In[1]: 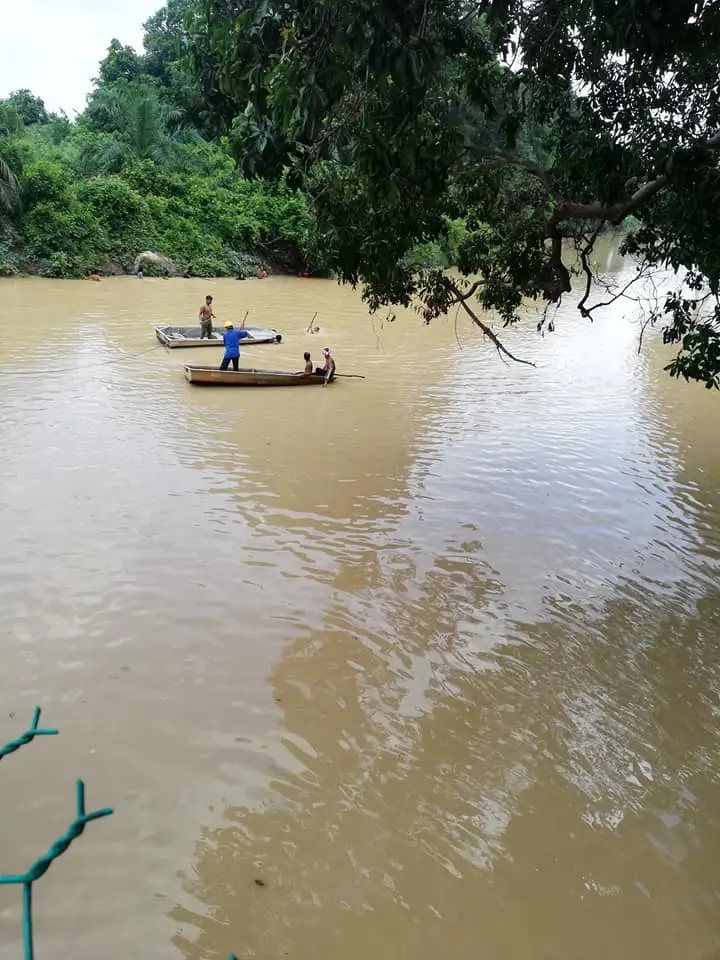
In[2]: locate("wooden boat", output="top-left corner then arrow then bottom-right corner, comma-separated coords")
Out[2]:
155,325 -> 282,348
184,365 -> 332,387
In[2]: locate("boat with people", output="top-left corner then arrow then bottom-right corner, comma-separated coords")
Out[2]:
156,325 -> 282,348
184,365 -> 332,387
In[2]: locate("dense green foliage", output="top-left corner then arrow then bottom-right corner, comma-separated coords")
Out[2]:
1,0 -> 718,385
0,3 -> 318,278
186,0 -> 720,385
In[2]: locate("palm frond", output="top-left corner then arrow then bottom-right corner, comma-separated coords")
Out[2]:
0,155 -> 21,213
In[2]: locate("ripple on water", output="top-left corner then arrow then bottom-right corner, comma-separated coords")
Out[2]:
0,274 -> 719,960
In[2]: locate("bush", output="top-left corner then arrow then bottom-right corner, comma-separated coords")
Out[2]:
0,240 -> 19,275
78,176 -> 155,259
39,251 -> 89,278
22,159 -> 74,206
5,108 -> 321,276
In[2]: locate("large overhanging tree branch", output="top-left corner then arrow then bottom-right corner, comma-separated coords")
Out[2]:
473,129 -> 720,224
188,0 -> 720,385
465,128 -> 720,348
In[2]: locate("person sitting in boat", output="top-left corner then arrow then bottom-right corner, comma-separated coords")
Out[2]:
220,320 -> 250,371
302,351 -> 313,376
315,347 -> 336,385
199,295 -> 215,339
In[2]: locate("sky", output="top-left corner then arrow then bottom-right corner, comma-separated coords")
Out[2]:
0,0 -> 160,116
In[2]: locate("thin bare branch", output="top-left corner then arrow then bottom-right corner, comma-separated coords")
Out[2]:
449,281 -> 535,367
584,262 -> 659,317
637,311 -> 657,354
453,302 -> 463,349
577,224 -> 604,318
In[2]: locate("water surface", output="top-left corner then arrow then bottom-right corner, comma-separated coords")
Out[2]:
0,262 -> 718,960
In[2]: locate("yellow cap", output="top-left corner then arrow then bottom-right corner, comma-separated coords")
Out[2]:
224,320 -> 233,328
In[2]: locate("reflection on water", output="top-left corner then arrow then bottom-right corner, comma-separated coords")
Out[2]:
0,256 -> 718,960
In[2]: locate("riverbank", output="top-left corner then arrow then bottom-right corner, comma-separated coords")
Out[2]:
0,147 -> 321,280
0,253 -> 322,281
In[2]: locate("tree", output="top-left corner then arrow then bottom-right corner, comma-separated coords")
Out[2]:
0,101 -> 23,137
0,155 -> 20,215
188,0 -> 720,385
143,0 -> 196,83
0,103 -> 23,215
82,81 -> 188,172
6,89 -> 48,126
96,40 -> 143,86
143,0 -> 231,134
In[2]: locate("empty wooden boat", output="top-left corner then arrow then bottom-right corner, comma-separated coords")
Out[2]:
184,365 -> 332,387
156,325 -> 282,348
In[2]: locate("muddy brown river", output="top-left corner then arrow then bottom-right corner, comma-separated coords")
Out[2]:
0,255 -> 718,959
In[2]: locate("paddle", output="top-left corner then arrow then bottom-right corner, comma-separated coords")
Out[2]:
306,311 -> 318,334
241,310 -> 249,329
333,373 -> 365,379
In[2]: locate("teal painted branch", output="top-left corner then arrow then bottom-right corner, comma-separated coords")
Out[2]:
0,707 -> 58,761
1,708 -> 236,959
0,710 -> 113,960
0,779 -> 113,885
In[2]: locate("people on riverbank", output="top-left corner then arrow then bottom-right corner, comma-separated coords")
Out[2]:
257,266 -> 267,279
220,320 -> 250,371
199,295 -> 215,339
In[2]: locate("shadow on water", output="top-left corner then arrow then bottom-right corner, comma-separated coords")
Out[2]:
170,563 -> 720,960
165,264 -> 720,960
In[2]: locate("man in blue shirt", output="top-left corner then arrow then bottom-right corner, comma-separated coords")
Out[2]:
220,320 -> 249,370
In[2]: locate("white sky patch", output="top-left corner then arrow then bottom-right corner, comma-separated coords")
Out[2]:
0,0 -> 160,116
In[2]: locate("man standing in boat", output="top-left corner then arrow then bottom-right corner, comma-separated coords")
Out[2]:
220,320 -> 250,371
199,295 -> 215,339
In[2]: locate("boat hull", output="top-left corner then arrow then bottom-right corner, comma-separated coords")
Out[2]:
184,365 -> 331,387
156,325 -> 281,348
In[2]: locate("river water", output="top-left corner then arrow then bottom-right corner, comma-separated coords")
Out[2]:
0,255 -> 718,960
